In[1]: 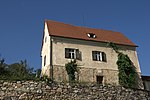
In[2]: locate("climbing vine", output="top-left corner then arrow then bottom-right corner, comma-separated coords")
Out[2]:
65,60 -> 77,82
108,42 -> 138,88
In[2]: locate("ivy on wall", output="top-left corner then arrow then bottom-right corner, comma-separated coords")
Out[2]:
108,42 -> 139,88
65,60 -> 77,82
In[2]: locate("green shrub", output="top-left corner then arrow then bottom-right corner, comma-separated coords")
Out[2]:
65,60 -> 77,82
108,42 -> 139,88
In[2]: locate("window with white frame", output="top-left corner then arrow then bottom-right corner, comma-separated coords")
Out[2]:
92,51 -> 106,62
65,48 -> 81,60
65,48 -> 76,59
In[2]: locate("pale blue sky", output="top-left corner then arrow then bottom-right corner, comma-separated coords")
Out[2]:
0,0 -> 150,75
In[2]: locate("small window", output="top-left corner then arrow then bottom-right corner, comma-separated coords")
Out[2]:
65,48 -> 81,60
44,55 -> 46,66
87,33 -> 96,38
92,51 -> 106,62
45,36 -> 47,43
65,48 -> 76,59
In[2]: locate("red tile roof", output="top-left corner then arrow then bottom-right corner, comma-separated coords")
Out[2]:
45,20 -> 136,47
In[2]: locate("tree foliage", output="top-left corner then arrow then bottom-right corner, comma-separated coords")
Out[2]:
108,42 -> 139,88
35,69 -> 41,78
0,57 -> 9,78
65,60 -> 77,82
7,60 -> 35,80
0,58 -> 36,81
0,58 -> 6,75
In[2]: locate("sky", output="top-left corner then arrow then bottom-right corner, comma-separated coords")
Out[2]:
0,0 -> 150,75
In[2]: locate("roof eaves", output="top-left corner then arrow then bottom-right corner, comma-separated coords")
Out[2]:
50,35 -> 138,47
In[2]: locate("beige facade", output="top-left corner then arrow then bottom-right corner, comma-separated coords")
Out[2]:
41,22 -> 142,86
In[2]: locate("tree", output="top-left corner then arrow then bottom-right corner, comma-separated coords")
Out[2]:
8,60 -> 35,80
35,69 -> 41,78
0,58 -> 5,75
0,56 -> 10,79
0,55 -> 37,81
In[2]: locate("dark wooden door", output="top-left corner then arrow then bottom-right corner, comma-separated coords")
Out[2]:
96,76 -> 103,84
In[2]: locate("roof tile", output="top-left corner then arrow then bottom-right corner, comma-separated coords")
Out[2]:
46,20 -> 136,46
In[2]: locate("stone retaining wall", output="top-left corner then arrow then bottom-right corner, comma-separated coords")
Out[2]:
0,80 -> 150,100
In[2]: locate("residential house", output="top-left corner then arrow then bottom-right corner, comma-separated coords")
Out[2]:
142,76 -> 150,91
41,20 -> 142,87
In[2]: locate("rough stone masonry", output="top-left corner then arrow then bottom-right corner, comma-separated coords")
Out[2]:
0,80 -> 150,100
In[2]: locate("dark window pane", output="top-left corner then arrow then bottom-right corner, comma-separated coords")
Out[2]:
44,56 -> 46,66
69,53 -> 71,58
72,53 -> 75,59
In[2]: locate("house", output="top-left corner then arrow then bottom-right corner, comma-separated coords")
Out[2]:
41,20 -> 143,87
142,76 -> 150,91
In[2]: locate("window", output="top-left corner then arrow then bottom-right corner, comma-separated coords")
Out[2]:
92,51 -> 106,62
44,55 -> 46,66
65,48 -> 81,60
65,48 -> 76,59
87,33 -> 96,38
45,36 -> 47,43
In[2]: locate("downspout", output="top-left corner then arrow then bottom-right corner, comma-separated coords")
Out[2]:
50,36 -> 53,81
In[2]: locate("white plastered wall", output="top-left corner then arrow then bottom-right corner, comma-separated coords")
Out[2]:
41,22 -> 51,76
